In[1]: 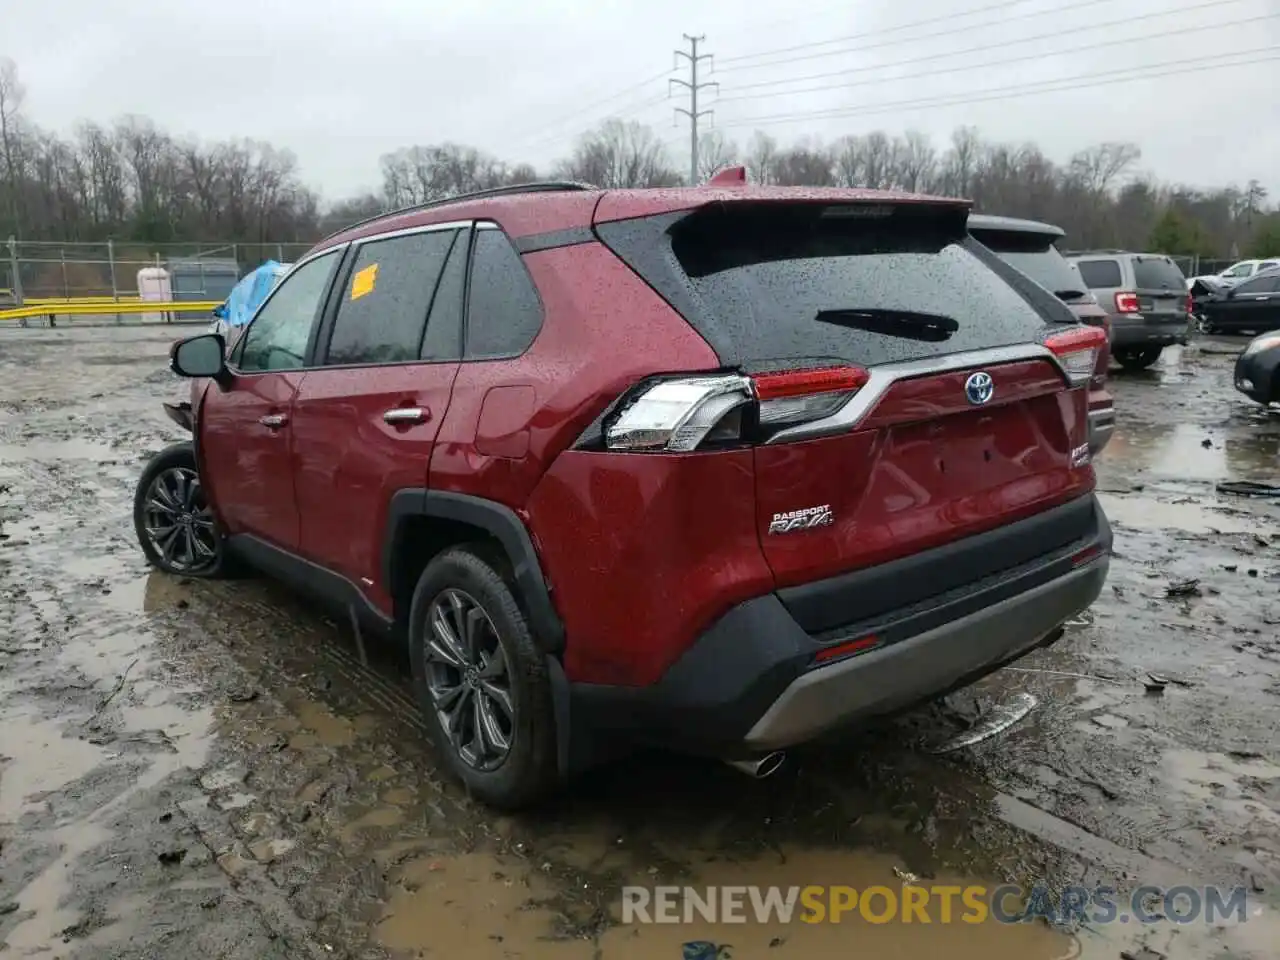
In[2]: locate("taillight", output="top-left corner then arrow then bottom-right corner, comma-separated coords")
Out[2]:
1045,326 -> 1107,387
604,374 -> 753,451
752,366 -> 869,428
1114,291 -> 1140,313
1185,293 -> 1194,315
594,365 -> 868,452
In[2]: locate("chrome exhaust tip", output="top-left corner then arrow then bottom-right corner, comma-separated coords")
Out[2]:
725,752 -> 786,779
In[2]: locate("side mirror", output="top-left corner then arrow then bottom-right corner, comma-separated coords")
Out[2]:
170,333 -> 228,382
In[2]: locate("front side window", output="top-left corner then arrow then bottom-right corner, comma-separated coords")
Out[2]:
237,252 -> 339,372
1236,274 -> 1280,294
325,229 -> 459,366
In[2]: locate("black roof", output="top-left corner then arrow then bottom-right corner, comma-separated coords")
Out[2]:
967,213 -> 1065,239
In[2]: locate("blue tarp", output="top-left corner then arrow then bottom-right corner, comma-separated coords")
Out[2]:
212,260 -> 289,327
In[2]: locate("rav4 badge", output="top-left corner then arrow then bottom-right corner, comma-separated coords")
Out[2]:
768,505 -> 835,535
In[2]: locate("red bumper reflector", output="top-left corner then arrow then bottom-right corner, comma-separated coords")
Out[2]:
1071,545 -> 1104,567
814,634 -> 882,663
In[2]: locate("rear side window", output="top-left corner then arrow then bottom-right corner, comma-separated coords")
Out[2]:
621,203 -> 1053,367
1132,257 -> 1186,291
1076,259 -> 1123,289
325,229 -> 458,366
465,227 -> 543,359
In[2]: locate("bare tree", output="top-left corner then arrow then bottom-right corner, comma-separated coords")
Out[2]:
696,129 -> 738,182
553,119 -> 681,188
744,131 -> 779,185
0,57 -> 26,232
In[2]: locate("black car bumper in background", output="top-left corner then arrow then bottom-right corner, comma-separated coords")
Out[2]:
1234,340 -> 1280,405
563,495 -> 1112,769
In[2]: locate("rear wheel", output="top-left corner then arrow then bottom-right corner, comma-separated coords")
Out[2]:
408,546 -> 558,809
132,442 -> 228,577
1115,346 -> 1163,370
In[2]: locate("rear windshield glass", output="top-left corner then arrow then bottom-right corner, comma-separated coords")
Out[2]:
1076,259 -> 1123,289
1132,256 -> 1186,291
970,229 -> 1085,298
651,204 -> 1051,367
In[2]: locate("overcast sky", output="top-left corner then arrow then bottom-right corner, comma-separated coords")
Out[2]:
5,0 -> 1279,200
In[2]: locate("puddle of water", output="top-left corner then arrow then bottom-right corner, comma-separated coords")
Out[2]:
0,616 -> 215,952
0,710 -> 108,820
1097,492 -> 1261,534
1103,422 -> 1280,485
378,851 -> 594,959
376,847 -> 1070,959
1161,749 -> 1280,828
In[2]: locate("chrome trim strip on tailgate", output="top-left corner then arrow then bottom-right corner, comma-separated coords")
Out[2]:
765,344 -> 1066,444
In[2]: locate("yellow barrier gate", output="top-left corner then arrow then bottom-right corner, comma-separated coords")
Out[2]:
1,300 -> 221,323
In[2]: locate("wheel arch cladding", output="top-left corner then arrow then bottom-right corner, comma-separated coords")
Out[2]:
383,489 -> 565,653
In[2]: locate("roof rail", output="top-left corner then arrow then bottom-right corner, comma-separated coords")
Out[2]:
317,180 -> 597,245
1061,248 -> 1130,256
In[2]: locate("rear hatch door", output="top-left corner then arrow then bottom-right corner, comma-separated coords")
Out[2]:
1132,255 -> 1189,325
595,197 -> 1096,625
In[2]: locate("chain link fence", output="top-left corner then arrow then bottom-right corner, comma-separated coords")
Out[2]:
3,238 -> 314,304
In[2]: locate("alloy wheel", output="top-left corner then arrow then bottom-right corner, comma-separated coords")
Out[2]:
141,466 -> 219,573
422,588 -> 515,772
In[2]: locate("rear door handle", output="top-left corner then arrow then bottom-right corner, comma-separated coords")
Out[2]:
383,407 -> 429,425
259,413 -> 288,429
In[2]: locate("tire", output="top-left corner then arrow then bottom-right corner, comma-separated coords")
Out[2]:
1114,346 -> 1163,370
408,546 -> 558,809
132,441 -> 229,578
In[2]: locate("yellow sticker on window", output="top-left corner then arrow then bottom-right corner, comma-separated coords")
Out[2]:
351,263 -> 378,300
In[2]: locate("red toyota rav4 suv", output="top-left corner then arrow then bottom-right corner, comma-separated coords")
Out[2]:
135,176 -> 1111,808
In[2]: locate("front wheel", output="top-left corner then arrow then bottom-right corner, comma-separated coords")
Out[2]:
408,546 -> 558,809
132,441 -> 228,577
1114,346 -> 1163,370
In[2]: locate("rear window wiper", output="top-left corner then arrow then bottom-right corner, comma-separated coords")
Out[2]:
815,308 -> 958,342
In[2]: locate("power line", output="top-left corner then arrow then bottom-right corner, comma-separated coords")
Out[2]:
507,67 -> 674,147
717,0 -> 1063,66
519,89 -> 674,153
672,35 -> 718,185
711,0 -> 1239,74
723,1 -> 1266,93
714,46 -> 1280,129
715,11 -> 1277,103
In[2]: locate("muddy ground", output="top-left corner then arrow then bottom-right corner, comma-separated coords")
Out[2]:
1,325 -> 1279,959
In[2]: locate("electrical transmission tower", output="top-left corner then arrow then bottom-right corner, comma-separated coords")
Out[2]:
672,34 -> 717,185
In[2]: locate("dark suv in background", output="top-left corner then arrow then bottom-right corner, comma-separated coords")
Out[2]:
136,176 -> 1112,808
1065,250 -> 1191,370
968,215 -> 1114,454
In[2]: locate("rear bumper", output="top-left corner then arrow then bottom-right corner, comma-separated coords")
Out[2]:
743,556 -> 1105,750
565,495 -> 1111,765
1109,314 -> 1189,348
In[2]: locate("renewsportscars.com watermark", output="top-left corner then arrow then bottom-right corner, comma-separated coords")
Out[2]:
621,884 -> 1252,926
